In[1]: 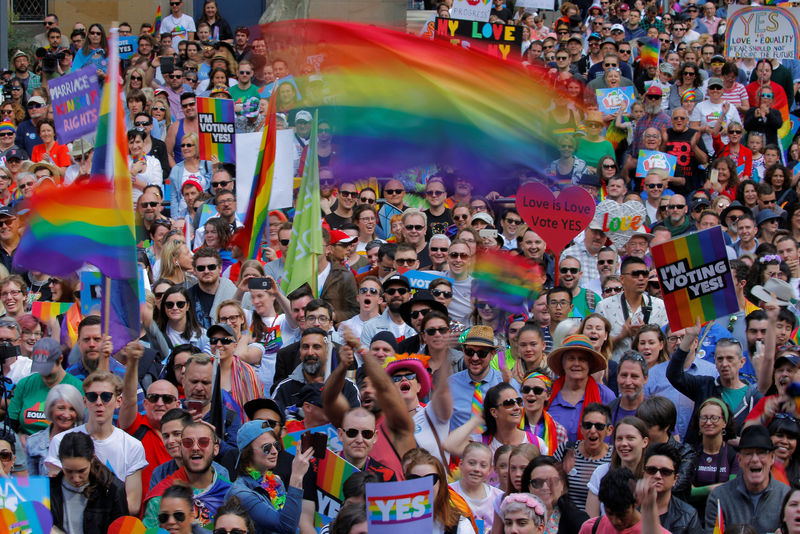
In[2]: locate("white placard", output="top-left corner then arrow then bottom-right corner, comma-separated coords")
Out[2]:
450,0 -> 492,22
235,130 -> 296,221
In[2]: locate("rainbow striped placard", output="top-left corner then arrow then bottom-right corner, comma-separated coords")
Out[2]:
196,97 -> 236,163
366,477 -> 434,533
30,301 -> 72,322
317,449 -> 359,501
651,226 -> 738,331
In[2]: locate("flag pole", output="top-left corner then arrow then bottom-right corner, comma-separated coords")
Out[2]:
102,276 -> 111,336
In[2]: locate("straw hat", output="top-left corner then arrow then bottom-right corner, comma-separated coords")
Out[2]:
546,334 -> 607,376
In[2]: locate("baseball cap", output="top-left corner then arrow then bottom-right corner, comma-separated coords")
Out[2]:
207,323 -> 236,339
382,274 -> 410,291
0,206 -> 16,218
28,96 -> 46,106
588,32 -> 602,40
645,85 -> 663,97
296,382 -> 324,407
610,23 -> 625,33
471,212 -> 494,226
618,3 -> 630,10
329,229 -> 357,245
708,77 -> 724,88
4,148 -> 24,161
295,110 -> 312,123
31,337 -> 62,375
711,54 -> 726,64
236,419 -> 276,451
243,398 -> 284,424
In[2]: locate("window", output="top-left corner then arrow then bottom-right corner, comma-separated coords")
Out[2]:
11,0 -> 47,22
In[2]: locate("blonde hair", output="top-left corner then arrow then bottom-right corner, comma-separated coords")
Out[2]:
159,240 -> 186,282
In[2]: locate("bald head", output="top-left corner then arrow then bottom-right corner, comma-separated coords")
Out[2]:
144,379 -> 181,427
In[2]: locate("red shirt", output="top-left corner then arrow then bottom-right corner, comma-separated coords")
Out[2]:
124,412 -> 172,500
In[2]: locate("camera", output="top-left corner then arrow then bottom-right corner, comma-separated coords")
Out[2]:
0,342 -> 19,362
35,47 -> 63,74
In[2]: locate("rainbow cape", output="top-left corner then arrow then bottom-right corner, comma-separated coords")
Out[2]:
259,20 -> 579,181
472,249 -> 545,314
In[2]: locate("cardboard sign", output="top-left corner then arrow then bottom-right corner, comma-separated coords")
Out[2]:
592,200 -> 648,249
366,477 -> 434,534
197,97 -> 236,163
596,87 -> 635,116
651,226 -> 738,331
515,183 -> 596,256
434,18 -> 522,60
80,270 -> 102,315
636,149 -> 677,177
49,65 -> 100,143
403,270 -> 453,290
0,476 -> 52,534
450,0 -> 492,21
118,36 -> 138,60
282,423 -> 343,455
234,130 -> 296,220
725,5 -> 800,59
516,0 -> 554,10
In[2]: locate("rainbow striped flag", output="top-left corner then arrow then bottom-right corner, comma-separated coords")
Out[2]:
639,37 -> 660,70
31,301 -> 72,322
150,5 -> 162,35
196,97 -> 236,163
231,91 -> 276,260
472,249 -> 545,314
651,226 -> 738,331
317,449 -> 359,501
259,20 -> 580,182
712,499 -> 724,534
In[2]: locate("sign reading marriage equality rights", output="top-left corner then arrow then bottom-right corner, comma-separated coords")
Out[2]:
49,65 -> 100,143
651,226 -> 738,331
725,4 -> 800,59
434,18 -> 522,60
197,97 -> 236,163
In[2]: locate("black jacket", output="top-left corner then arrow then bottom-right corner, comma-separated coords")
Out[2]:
50,471 -> 129,533
556,494 -> 588,534
660,496 -> 701,534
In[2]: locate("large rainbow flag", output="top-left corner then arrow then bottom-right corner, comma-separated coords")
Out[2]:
231,91 -> 277,259
150,5 -> 162,35
259,20 -> 579,181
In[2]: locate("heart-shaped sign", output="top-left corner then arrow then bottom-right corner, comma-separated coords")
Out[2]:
592,200 -> 648,249
0,501 -> 52,534
516,183 -> 596,256
109,516 -> 169,534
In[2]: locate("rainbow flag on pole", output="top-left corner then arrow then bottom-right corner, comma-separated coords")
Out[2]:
150,5 -> 162,35
472,250 -> 545,314
639,37 -> 660,69
712,499 -> 724,534
230,91 -> 276,260
317,449 -> 359,501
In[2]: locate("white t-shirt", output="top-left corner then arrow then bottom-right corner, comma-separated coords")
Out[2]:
160,13 -> 196,50
46,425 -> 148,481
449,480 -> 503,533
338,314 -> 368,340
7,356 -> 31,385
690,99 -> 741,156
413,403 -> 451,466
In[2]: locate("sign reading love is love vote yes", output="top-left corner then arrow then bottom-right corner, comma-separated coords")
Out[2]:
515,183 -> 595,256
651,226 -> 738,331
592,200 -> 648,249
366,476 -> 434,533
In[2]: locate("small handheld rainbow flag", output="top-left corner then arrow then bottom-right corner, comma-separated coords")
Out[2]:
31,301 -> 72,322
196,97 -> 236,163
639,37 -> 660,70
712,499 -> 723,534
317,449 -> 359,501
472,249 -> 545,314
150,5 -> 162,36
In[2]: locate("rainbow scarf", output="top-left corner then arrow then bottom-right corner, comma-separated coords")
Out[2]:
519,372 -> 558,453
549,376 -> 601,440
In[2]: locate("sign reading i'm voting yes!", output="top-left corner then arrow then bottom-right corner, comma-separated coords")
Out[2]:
366,477 -> 434,533
196,97 -> 236,163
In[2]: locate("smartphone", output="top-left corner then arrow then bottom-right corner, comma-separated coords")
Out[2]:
160,56 -> 174,74
709,168 -> 719,185
301,431 -> 328,459
186,399 -> 204,415
479,229 -> 498,240
248,277 -> 273,290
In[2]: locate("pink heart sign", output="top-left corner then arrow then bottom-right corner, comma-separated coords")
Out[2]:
516,183 -> 596,256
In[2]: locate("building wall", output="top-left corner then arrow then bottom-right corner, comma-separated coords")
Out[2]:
49,0 -> 182,33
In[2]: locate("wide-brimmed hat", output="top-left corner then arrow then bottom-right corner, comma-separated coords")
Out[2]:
461,325 -> 497,348
384,353 -> 432,400
399,289 -> 448,327
751,278 -> 795,307
547,334 -> 607,376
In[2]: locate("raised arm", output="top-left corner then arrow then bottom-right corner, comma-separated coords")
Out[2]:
757,298 -> 779,394
443,416 -> 483,457
118,341 -> 144,432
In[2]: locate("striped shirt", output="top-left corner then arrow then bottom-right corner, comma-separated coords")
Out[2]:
554,441 -> 613,511
721,82 -> 749,109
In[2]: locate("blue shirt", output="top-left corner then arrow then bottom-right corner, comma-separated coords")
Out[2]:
448,367 -> 503,431
645,356 -> 718,440
547,383 -> 616,442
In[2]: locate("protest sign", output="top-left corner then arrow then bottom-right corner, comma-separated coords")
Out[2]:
725,4 -> 800,59
366,477 -> 435,534
31,301 -> 71,322
420,14 -> 437,39
403,270 -> 453,290
435,18 -> 522,60
118,36 -> 137,60
234,131 -> 295,221
0,476 -> 52,534
596,87 -> 635,116
197,97 -> 236,163
515,183 -> 595,256
282,423 -> 343,455
651,226 -> 738,331
80,271 -> 102,315
516,0 -> 554,10
592,200 -> 648,249
636,150 -> 677,177
450,0 -> 492,21
49,66 -> 100,143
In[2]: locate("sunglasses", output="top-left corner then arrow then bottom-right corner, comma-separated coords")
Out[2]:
603,285 -> 623,294
210,337 -> 235,346
0,133 -> 13,138
449,252 -> 469,260
395,258 -> 416,266
360,197 -> 375,204
359,287 -> 379,295
430,247 -> 448,252
384,188 -> 404,195
141,201 -> 160,208
343,428 -> 375,439
391,372 -> 417,383
521,385 -> 547,395
385,287 -> 409,296
426,190 -> 445,197
667,204 -> 686,209
181,436 -> 212,449
504,217 -> 523,225
646,94 -> 662,100
453,214 -> 469,221
559,267 -> 579,274
181,143 -> 195,148
500,397 -> 524,408
644,465 -> 675,477
728,130 -> 743,135
181,101 -> 196,108
195,264 -> 218,272
424,326 -> 450,336
27,103 -> 43,109
0,451 -> 12,462
405,224 -> 424,231
165,300 -> 187,309
212,180 -> 231,188
581,421 -> 608,431
646,183 -> 664,189
406,472 -> 441,485
432,289 -> 452,299
279,239 -> 291,246
152,106 -> 167,112
530,477 -> 560,489
158,511 -> 187,524
146,393 -> 177,404
410,309 -> 430,319
464,347 -> 492,359
624,270 -> 649,278
85,391 -> 114,403
339,190 -> 358,198
261,440 -> 280,454
213,530 -> 247,534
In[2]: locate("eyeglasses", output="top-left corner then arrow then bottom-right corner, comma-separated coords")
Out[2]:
449,252 -> 469,260
581,421 -> 608,431
761,93 -> 774,98
667,204 -> 686,210
644,465 -> 675,477
432,289 -> 452,299
165,300 -> 187,309
699,414 -> 722,423
181,436 -> 212,449
305,315 -> 330,324
464,347 -> 493,359
359,287 -> 379,295
395,258 -> 416,266
195,264 -> 218,272
405,224 -> 424,231
500,397 -> 524,408
410,309 -> 430,320
392,372 -> 417,383
158,511 -> 187,524
406,472 -> 441,485
385,287 -> 409,296
385,188 -> 404,195
426,190 -> 445,197
210,337 -> 234,346
85,391 -> 114,403
424,326 -> 449,336
146,393 -> 177,404
646,183 -> 664,189
624,270 -> 649,278
343,428 -> 375,439
261,440 -> 280,455
559,267 -> 579,274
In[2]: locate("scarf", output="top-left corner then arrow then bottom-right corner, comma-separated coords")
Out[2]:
519,372 -> 558,452
549,376 -> 601,440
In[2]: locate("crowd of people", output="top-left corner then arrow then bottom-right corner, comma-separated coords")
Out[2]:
2,0 -> 800,533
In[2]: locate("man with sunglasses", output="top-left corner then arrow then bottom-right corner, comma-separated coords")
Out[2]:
641,443 -> 700,534
15,94 -> 47,156
47,371 -> 148,515
359,274 -> 415,347
186,248 -> 237,329
559,256 -> 600,317
161,0 -> 195,50
119,340 -> 181,495
423,177 -> 453,240
448,325 -> 503,430
401,208 -> 432,267
658,194 -> 696,237
377,179 -> 407,240
166,92 -> 199,167
337,276 -> 382,341
562,215 -> 609,283
324,180 -> 358,229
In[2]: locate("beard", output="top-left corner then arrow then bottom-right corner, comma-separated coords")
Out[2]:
302,359 -> 322,376
645,102 -> 661,115
84,357 -> 99,373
